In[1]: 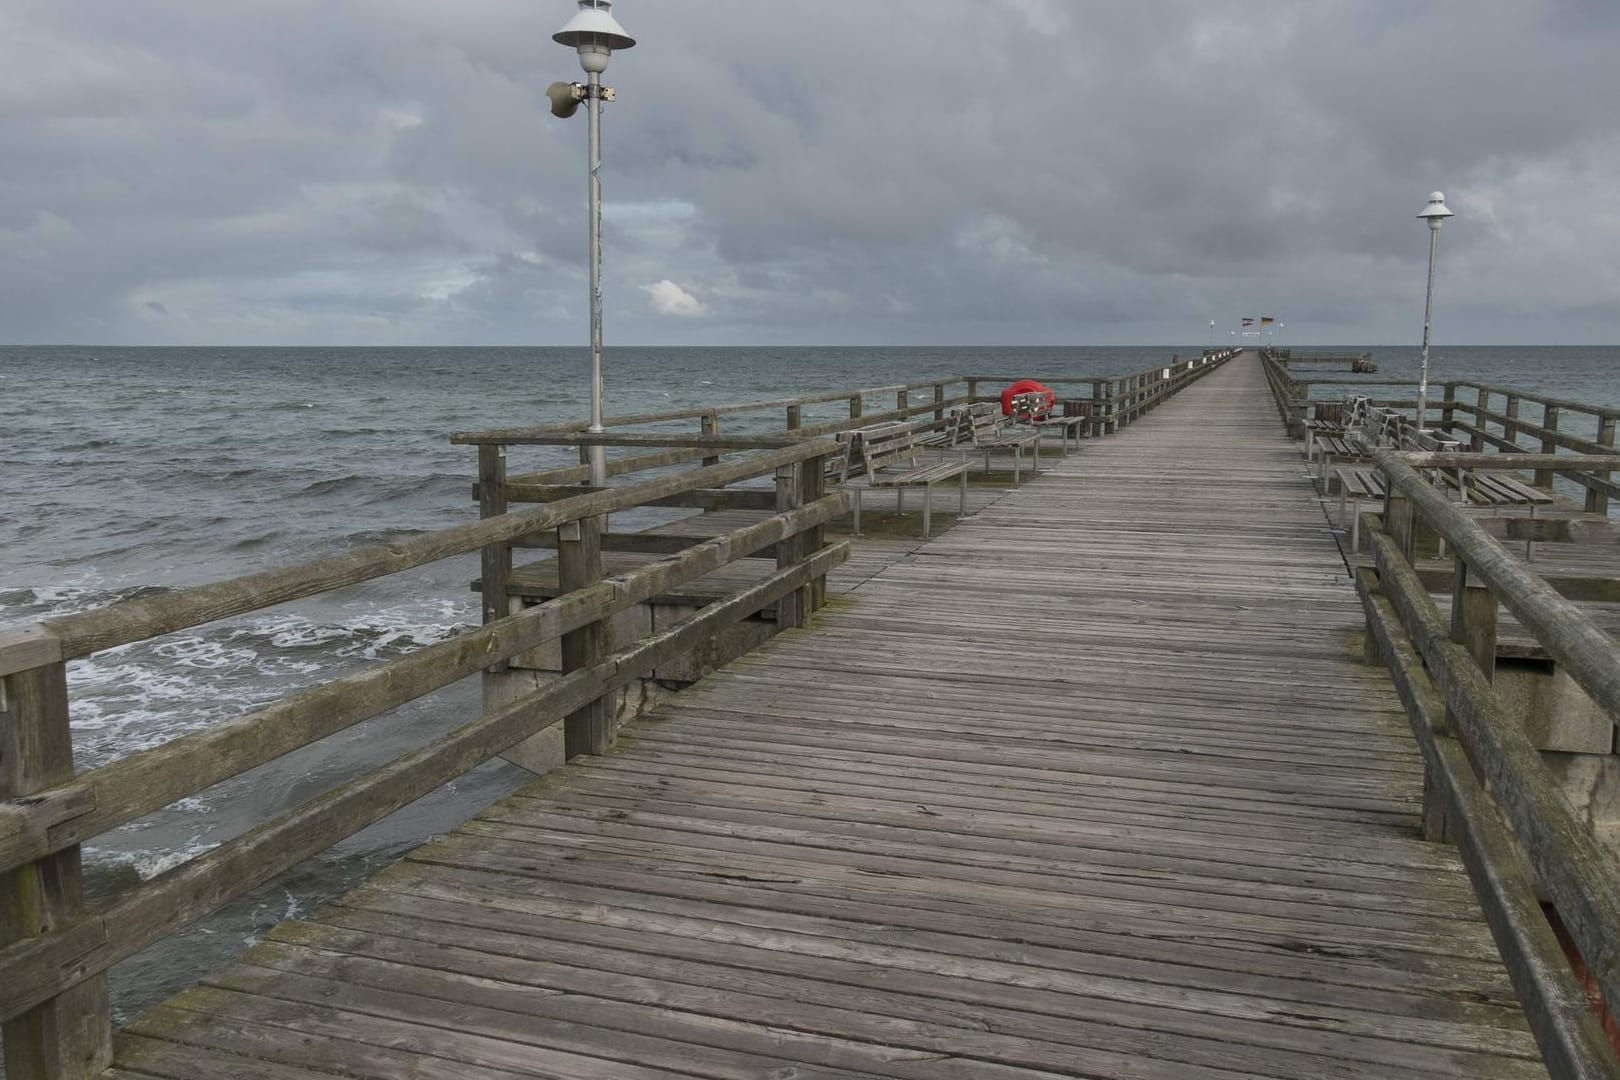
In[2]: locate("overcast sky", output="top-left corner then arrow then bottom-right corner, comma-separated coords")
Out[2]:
3,0 -> 1618,347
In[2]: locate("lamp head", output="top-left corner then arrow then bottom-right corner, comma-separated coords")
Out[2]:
554,0 -> 634,74
1417,191 -> 1454,230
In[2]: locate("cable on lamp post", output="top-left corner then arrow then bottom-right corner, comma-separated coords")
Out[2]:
550,0 -> 635,485
1415,191 -> 1454,433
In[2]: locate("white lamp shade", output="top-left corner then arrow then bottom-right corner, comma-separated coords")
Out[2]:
1417,191 -> 1454,221
554,2 -> 635,50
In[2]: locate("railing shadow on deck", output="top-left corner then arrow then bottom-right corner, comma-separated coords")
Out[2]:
0,355 -> 1234,1079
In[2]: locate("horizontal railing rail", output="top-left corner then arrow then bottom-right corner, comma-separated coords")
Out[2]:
1354,448 -> 1620,1077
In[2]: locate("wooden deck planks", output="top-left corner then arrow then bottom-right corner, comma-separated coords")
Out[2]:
111,354 -> 1549,1080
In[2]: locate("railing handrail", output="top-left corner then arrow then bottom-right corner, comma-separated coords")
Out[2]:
450,376 -> 973,442
0,439 -> 839,671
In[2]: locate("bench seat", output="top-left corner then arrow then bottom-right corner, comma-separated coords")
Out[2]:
1334,466 -> 1386,552
1456,471 -> 1555,506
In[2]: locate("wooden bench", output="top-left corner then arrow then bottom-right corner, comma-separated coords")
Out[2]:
836,422 -> 969,538
948,402 -> 1041,483
1304,395 -> 1369,459
1012,392 -> 1090,455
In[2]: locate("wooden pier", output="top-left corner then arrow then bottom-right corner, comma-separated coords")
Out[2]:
5,351 -> 1620,1079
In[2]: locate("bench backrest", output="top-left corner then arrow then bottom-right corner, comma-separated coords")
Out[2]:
962,402 -> 1010,445
1341,394 -> 1371,431
838,422 -> 918,481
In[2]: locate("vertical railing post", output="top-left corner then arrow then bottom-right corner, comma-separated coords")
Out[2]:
804,453 -> 829,613
895,388 -> 908,416
1470,388 -> 1488,452
1503,395 -> 1520,447
477,444 -> 511,673
1534,405 -> 1559,490
1,659 -> 113,1080
849,395 -> 863,422
1104,380 -> 1119,436
1383,489 -> 1416,565
700,412 -> 721,467
1588,415 -> 1616,515
774,463 -> 808,630
1288,381 -> 1309,439
933,384 -> 945,425
1427,557 -> 1497,842
559,513 -> 608,758
786,404 -> 801,431
966,378 -> 979,404
1090,380 -> 1104,439
1440,381 -> 1457,435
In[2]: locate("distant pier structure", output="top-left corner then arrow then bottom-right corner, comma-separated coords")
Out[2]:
9,348 -> 1620,1078
1275,347 -> 1379,373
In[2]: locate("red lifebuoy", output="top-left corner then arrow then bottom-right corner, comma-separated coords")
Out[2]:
1001,379 -> 1055,416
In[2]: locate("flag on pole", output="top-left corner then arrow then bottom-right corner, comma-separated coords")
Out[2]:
1261,316 -> 1276,325
1242,318 -> 1255,326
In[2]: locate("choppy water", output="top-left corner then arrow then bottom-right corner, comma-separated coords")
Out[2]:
0,342 -> 1614,1018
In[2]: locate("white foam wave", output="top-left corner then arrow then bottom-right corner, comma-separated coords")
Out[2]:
86,838 -> 220,881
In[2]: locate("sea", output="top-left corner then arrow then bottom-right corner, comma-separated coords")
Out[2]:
1,342 -> 1616,1020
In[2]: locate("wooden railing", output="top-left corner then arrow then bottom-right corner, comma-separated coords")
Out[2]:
0,438 -> 846,1079
1354,449 -> 1620,1078
461,353 -> 1238,496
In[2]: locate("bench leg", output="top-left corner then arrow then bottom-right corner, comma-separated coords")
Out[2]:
1033,438 -> 1041,475
983,450 -> 991,476
1339,484 -> 1348,532
852,488 -> 862,537
1013,447 -> 1022,486
897,485 -> 904,516
923,484 -> 932,539
1351,498 -> 1361,553
959,470 -> 968,519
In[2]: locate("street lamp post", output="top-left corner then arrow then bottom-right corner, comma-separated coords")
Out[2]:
1415,191 -> 1454,433
551,0 -> 635,485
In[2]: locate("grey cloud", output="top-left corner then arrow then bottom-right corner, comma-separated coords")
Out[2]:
0,0 -> 1617,345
